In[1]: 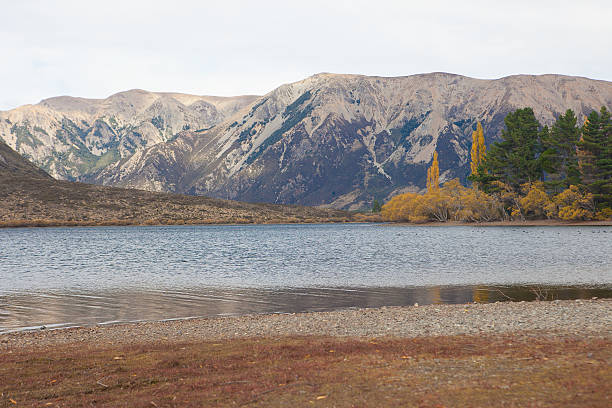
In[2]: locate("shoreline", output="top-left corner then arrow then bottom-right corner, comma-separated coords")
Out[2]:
2,218 -> 611,229
0,219 -> 355,229
384,219 -> 612,227
3,299 -> 609,350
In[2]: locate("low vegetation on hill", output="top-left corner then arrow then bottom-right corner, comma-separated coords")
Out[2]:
0,142 -> 351,227
382,107 -> 612,223
0,178 -> 353,227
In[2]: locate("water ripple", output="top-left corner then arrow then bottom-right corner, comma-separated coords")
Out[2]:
1,224 -> 611,331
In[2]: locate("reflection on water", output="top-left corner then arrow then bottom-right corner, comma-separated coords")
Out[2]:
1,224 -> 611,332
1,285 -> 610,333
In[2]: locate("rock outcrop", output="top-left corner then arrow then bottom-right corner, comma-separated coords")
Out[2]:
0,139 -> 51,179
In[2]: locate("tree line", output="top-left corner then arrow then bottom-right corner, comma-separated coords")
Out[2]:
382,106 -> 612,222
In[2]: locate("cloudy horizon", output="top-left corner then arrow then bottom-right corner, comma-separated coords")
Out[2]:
2,0 -> 611,110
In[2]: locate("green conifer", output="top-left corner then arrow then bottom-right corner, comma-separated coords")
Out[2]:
541,109 -> 581,192
579,106 -> 612,207
371,199 -> 382,213
484,108 -> 544,190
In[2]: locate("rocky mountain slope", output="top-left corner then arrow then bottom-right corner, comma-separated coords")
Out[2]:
90,73 -> 612,209
0,90 -> 258,180
0,137 -> 52,180
0,140 -> 350,227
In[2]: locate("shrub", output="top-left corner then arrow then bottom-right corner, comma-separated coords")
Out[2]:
519,182 -> 556,219
553,185 -> 595,221
381,179 -> 503,223
595,207 -> 612,220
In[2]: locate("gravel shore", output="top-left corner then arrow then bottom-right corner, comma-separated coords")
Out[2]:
2,299 -> 610,350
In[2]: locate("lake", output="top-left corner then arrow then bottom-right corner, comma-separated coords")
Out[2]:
1,224 -> 611,332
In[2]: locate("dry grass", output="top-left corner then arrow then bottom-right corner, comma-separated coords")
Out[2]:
1,333 -> 609,407
351,212 -> 383,223
0,176 -> 353,227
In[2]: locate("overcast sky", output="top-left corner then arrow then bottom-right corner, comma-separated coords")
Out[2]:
1,0 -> 611,110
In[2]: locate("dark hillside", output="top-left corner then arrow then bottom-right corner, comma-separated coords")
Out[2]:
0,141 -> 351,227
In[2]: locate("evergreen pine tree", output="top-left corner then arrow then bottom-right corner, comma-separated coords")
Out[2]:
541,109 -> 581,192
579,106 -> 612,207
484,108 -> 544,190
371,199 -> 382,213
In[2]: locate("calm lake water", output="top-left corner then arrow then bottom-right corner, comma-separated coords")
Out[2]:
1,224 -> 611,332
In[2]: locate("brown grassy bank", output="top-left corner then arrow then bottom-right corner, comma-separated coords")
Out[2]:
0,176 -> 352,227
1,333 -> 609,407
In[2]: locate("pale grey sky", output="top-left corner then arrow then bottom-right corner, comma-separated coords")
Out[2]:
1,0 -> 611,110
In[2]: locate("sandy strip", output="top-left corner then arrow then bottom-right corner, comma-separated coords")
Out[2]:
2,299 -> 610,350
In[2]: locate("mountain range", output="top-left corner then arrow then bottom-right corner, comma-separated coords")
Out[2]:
2,73 -> 612,209
0,90 -> 257,180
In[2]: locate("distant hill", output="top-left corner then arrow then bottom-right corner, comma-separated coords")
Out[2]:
89,73 -> 612,209
0,90 -> 258,180
0,140 -> 351,227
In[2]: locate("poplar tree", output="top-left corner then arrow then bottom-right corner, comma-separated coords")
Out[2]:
477,122 -> 486,164
470,122 -> 486,175
427,151 -> 440,192
469,122 -> 487,188
470,129 -> 479,176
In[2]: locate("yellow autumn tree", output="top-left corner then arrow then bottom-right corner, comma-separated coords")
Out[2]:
554,185 -> 595,221
451,183 -> 503,222
426,151 -> 440,192
518,182 -> 556,219
470,122 -> 486,176
380,192 -> 417,221
477,123 -> 486,164
381,178 -> 503,223
381,192 -> 431,223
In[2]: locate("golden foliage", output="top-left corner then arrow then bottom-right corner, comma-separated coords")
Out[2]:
382,179 -> 608,223
381,179 -> 503,223
595,207 -> 612,220
470,122 -> 486,176
381,192 -> 429,223
518,182 -> 556,219
470,133 -> 478,175
382,141 -> 607,223
426,151 -> 440,193
477,123 -> 486,164
553,185 -> 595,221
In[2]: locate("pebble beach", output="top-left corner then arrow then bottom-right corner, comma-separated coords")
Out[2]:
3,299 -> 610,350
